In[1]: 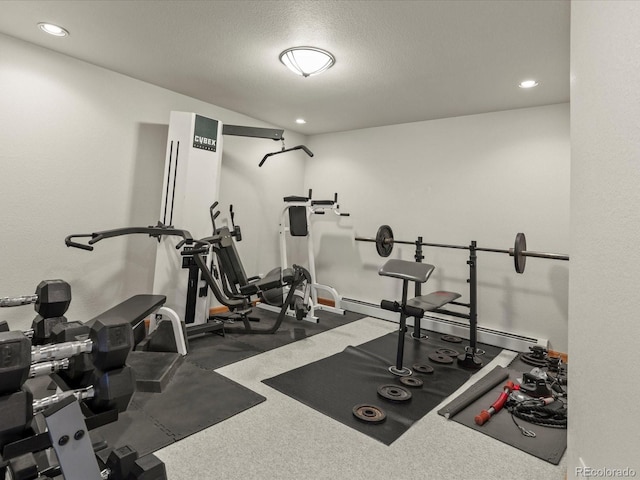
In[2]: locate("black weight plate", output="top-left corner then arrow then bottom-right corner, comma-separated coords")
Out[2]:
441,335 -> 463,344
412,363 -> 434,374
377,384 -> 412,402
352,404 -> 387,424
399,376 -> 423,388
435,348 -> 459,357
520,352 -> 548,367
428,352 -> 454,364
514,232 -> 527,274
375,225 -> 394,257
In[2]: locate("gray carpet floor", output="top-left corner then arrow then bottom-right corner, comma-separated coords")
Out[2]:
153,316 -> 567,480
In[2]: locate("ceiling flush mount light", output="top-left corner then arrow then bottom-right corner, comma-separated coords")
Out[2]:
279,47 -> 335,77
519,79 -> 539,89
295,118 -> 307,124
38,22 -> 69,37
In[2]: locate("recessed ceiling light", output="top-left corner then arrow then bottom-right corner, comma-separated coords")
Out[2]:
38,23 -> 69,37
295,118 -> 307,124
519,80 -> 539,89
279,47 -> 335,77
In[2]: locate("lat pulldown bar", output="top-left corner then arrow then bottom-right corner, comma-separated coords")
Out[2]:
355,225 -> 569,273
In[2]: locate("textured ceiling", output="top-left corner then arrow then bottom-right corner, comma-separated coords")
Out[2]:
0,0 -> 570,135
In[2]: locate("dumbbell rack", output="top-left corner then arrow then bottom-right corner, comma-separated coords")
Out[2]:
0,318 -> 167,479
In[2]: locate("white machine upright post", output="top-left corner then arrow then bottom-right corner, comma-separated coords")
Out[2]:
277,192 -> 347,322
152,112 -> 223,326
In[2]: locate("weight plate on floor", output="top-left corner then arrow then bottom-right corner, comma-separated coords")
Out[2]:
377,384 -> 412,402
412,363 -> 434,374
520,352 -> 548,367
441,335 -> 463,344
428,352 -> 454,364
352,404 -> 387,424
435,348 -> 459,357
400,376 -> 423,388
388,365 -> 412,377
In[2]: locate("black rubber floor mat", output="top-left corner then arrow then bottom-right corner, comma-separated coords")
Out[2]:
95,362 -> 266,455
187,309 -> 365,370
91,403 -> 173,456
438,357 -> 567,465
262,330 -> 501,445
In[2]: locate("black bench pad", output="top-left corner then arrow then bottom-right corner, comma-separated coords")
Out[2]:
378,259 -> 435,283
85,295 -> 166,327
406,291 -> 461,311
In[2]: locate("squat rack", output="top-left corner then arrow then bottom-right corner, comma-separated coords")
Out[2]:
356,225 -> 570,369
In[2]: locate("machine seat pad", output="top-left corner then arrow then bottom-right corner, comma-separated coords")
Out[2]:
244,267 -> 288,295
406,291 -> 461,311
283,195 -> 308,203
378,259 -> 435,283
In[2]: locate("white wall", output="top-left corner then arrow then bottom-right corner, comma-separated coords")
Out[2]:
303,104 -> 570,351
568,1 -> 640,476
0,33 -> 307,331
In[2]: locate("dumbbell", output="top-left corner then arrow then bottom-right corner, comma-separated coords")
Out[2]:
32,366 -> 136,414
0,280 -> 72,345
0,367 -> 136,444
99,446 -> 168,480
0,319 -> 134,396
6,446 -> 167,480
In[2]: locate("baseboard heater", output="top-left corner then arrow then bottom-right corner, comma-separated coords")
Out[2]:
340,297 -> 546,353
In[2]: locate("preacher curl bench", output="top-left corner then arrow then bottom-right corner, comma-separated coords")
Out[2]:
379,259 -> 462,376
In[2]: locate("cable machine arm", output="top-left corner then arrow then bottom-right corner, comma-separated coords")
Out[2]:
221,123 -> 314,167
65,224 -> 194,251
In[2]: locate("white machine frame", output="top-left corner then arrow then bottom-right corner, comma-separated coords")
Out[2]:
259,192 -> 347,322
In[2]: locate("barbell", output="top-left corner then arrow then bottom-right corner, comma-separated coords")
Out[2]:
355,225 -> 569,274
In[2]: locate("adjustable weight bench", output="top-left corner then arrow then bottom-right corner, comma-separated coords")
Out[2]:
84,294 -> 187,356
379,259 -> 461,376
84,294 -> 187,392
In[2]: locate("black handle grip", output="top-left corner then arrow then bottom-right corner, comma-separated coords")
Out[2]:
64,235 -> 94,251
88,234 -> 103,245
300,145 -> 314,157
380,300 -> 400,312
404,305 -> 425,318
340,213 -> 350,217
258,153 -> 272,167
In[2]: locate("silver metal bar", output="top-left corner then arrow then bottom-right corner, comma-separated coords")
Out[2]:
29,358 -> 70,378
31,339 -> 92,364
32,386 -> 95,414
522,250 -> 569,261
0,294 -> 38,307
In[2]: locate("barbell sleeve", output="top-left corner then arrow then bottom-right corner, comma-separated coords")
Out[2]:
32,386 -> 95,414
520,250 -> 569,261
31,339 -> 92,364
